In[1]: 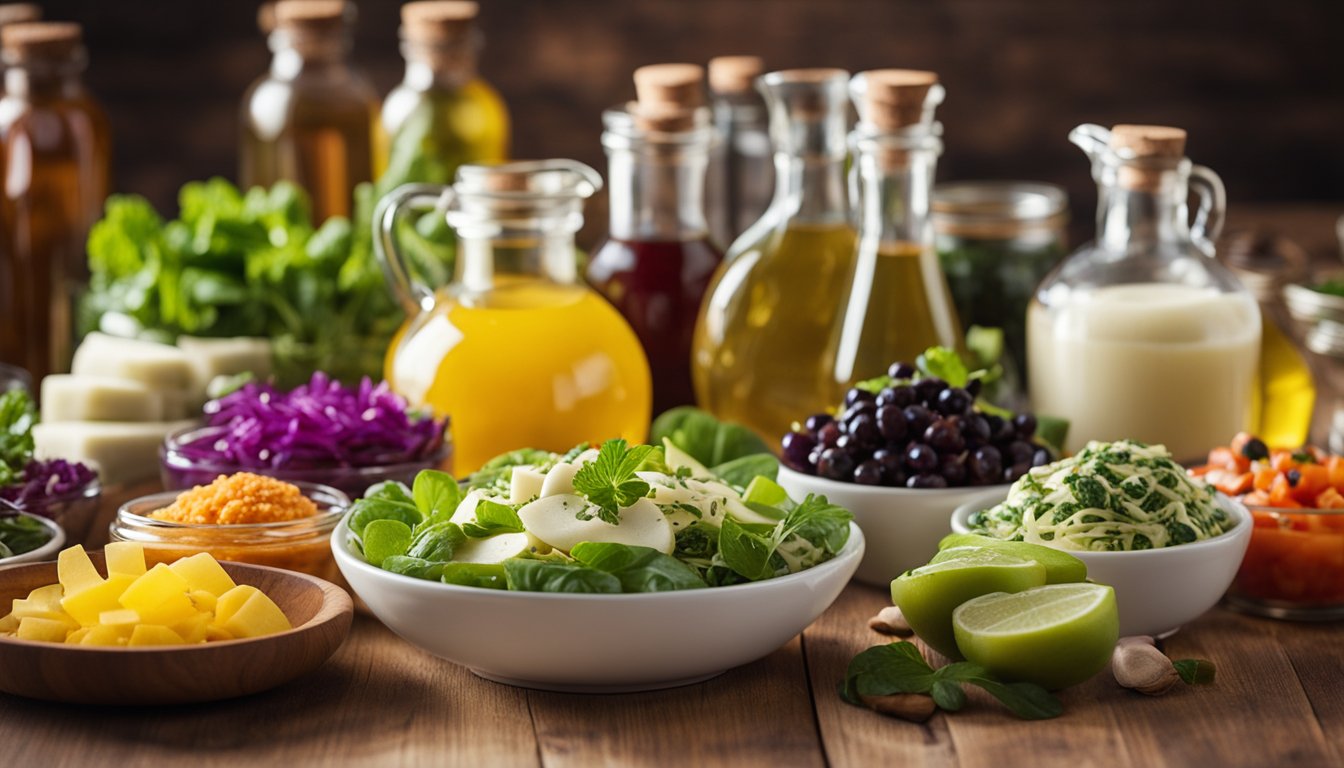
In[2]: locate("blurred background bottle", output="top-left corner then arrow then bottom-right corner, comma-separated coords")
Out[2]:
240,0 -> 377,223
705,55 -> 771,249
0,20 -> 109,383
588,64 -> 723,414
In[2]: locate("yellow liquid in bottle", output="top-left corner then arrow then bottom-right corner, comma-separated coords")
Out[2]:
1251,316 -> 1315,448
376,79 -> 510,181
831,242 -> 964,386
386,278 -> 652,474
692,222 -> 857,443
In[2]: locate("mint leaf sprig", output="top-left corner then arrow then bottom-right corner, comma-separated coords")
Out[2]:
840,642 -> 1063,721
572,439 -> 656,525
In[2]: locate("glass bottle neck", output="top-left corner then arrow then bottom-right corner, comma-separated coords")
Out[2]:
3,58 -> 86,100
269,31 -> 353,78
400,40 -> 478,91
772,151 -> 849,226
1096,174 -> 1192,252
454,232 -> 579,293
856,147 -> 937,246
606,144 -> 710,241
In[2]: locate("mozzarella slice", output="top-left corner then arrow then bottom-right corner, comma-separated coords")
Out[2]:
453,532 -> 550,564
71,333 -> 193,393
33,420 -> 197,485
509,466 -> 545,504
450,490 -> 488,525
175,336 -> 272,396
540,462 -> 580,497
518,495 -> 673,554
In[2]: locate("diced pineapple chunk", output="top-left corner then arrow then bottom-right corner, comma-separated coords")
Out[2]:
0,613 -> 18,633
80,625 -> 130,646
65,627 -> 91,644
171,612 -> 211,644
213,584 -> 259,626
10,598 -> 79,627
17,617 -> 73,643
99,608 -> 141,627
58,544 -> 104,596
216,587 -> 291,639
188,589 -> 217,613
104,542 -> 147,577
26,584 -> 65,609
205,624 -> 234,642
118,564 -> 196,625
128,625 -> 185,646
61,574 -> 136,627
168,552 -> 236,597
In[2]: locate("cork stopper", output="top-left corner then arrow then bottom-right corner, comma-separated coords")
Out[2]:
1109,124 -> 1187,190
708,55 -> 764,94
859,69 -> 939,130
257,2 -> 277,34
480,166 -> 532,193
1,22 -> 81,60
0,4 -> 41,28
632,63 -> 705,131
401,1 -> 478,43
274,0 -> 350,32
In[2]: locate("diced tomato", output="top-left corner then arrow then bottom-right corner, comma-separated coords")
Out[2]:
1220,473 -> 1254,496
1253,467 -> 1279,493
1293,464 -> 1330,504
1243,490 -> 1272,507
1314,487 -> 1344,510
1271,452 -> 1300,473
1207,446 -> 1250,473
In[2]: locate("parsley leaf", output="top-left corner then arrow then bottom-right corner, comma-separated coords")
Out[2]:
572,438 -> 655,525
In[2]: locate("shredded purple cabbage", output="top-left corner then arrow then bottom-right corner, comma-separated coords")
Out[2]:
175,373 -> 448,470
0,459 -> 98,507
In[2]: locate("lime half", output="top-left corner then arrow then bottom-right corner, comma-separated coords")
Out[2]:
952,583 -> 1119,690
890,549 -> 1047,660
934,537 -> 1089,584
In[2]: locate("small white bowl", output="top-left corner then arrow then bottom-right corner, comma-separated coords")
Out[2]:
777,465 -> 1009,587
332,521 -> 864,693
0,512 -> 65,567
951,489 -> 1252,637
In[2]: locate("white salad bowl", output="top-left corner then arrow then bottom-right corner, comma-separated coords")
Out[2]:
0,512 -> 66,567
777,464 -> 1009,587
332,521 -> 864,693
951,489 -> 1253,637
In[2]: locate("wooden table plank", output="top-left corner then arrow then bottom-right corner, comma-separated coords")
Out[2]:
1268,616 -> 1344,764
526,637 -> 825,768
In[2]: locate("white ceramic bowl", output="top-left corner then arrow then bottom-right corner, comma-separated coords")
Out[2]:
951,489 -> 1253,637
332,521 -> 864,693
777,464 -> 1009,588
0,512 -> 65,567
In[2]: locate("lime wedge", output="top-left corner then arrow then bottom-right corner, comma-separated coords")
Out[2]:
935,536 -> 1089,584
952,583 -> 1119,690
890,549 -> 1047,660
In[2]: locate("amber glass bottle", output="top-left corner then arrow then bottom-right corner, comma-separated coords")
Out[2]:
240,0 -> 378,223
0,22 -> 110,383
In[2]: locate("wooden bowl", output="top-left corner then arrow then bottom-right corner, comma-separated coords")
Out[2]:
0,554 -> 354,705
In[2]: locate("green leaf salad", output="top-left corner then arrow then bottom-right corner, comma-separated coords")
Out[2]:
967,440 -> 1236,551
344,439 -> 854,593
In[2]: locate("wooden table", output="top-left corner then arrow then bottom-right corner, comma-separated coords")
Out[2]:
3,205 -> 1342,766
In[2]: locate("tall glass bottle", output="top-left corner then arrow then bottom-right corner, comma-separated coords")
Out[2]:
378,1 -> 510,186
0,22 -> 109,383
241,0 -> 377,223
831,70 -> 962,388
588,63 -> 723,414
1028,124 -> 1260,460
692,69 -> 856,443
377,161 -> 652,473
706,55 -> 772,248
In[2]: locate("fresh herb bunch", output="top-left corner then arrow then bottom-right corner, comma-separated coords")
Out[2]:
0,390 -> 97,509
841,641 -> 1063,720
573,439 -> 659,525
0,514 -> 53,559
0,389 -> 37,488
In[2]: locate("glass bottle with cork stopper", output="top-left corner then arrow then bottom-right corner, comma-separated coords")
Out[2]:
377,0 -> 510,185
0,21 -> 110,384
692,68 -> 857,443
706,55 -> 772,248
240,0 -> 378,223
588,63 -> 723,414
376,160 -> 652,473
1027,124 -> 1261,460
0,4 -> 40,39
830,69 -> 963,389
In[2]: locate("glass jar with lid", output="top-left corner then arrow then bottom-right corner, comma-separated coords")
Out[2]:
1027,124 -> 1261,461
376,160 -> 652,474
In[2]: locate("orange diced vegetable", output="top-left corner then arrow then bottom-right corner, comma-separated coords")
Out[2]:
1315,487 -> 1344,509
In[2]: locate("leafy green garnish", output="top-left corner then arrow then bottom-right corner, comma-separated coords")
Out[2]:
0,390 -> 37,488
462,499 -> 526,538
570,542 -> 707,592
1173,658 -> 1216,685
572,439 -> 656,525
0,515 -> 52,558
650,407 -> 769,467
441,562 -> 507,589
841,642 -> 1063,720
406,521 -> 466,562
503,558 -> 622,594
363,519 -> 414,567
413,470 -> 463,526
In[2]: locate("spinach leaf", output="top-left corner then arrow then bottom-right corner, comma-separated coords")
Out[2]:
503,559 -> 622,594
0,515 -> 51,557
346,497 -> 422,538
363,519 -> 414,566
570,542 -> 707,592
842,641 -> 939,703
781,495 -> 853,554
651,406 -> 770,467
380,555 -> 445,580
364,480 -> 416,506
441,563 -> 508,590
405,521 -> 466,562
710,453 -> 779,489
413,469 -> 462,525
462,499 -> 525,538
718,518 -> 778,581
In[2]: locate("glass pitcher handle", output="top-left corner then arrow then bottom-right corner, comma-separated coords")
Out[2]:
373,183 -> 455,314
1188,164 -> 1226,246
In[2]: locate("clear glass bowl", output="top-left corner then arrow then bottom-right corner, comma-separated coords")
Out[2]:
1225,505 -> 1344,620
159,424 -> 452,500
109,482 -> 350,584
8,479 -> 102,546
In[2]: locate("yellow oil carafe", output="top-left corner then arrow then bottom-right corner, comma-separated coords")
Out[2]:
376,161 -> 652,474
692,69 -> 857,444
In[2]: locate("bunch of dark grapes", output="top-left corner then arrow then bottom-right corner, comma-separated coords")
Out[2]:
781,362 -> 1051,488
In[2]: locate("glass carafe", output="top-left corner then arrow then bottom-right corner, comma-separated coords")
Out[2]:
1027,124 -> 1261,461
692,69 -> 856,443
588,102 -> 723,415
240,0 -> 378,223
830,70 -> 962,389
706,55 -> 772,247
376,160 -> 652,474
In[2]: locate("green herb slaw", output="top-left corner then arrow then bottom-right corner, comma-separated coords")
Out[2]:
967,440 -> 1236,551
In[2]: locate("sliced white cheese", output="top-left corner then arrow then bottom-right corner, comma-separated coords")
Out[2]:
157,389 -> 196,421
175,336 -> 273,396
40,375 -> 164,423
517,495 -> 674,554
509,466 -> 545,505
32,419 -> 197,486
540,462 -> 580,498
638,471 -> 698,505
449,490 -> 489,526
71,333 -> 193,393
453,532 -> 550,564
